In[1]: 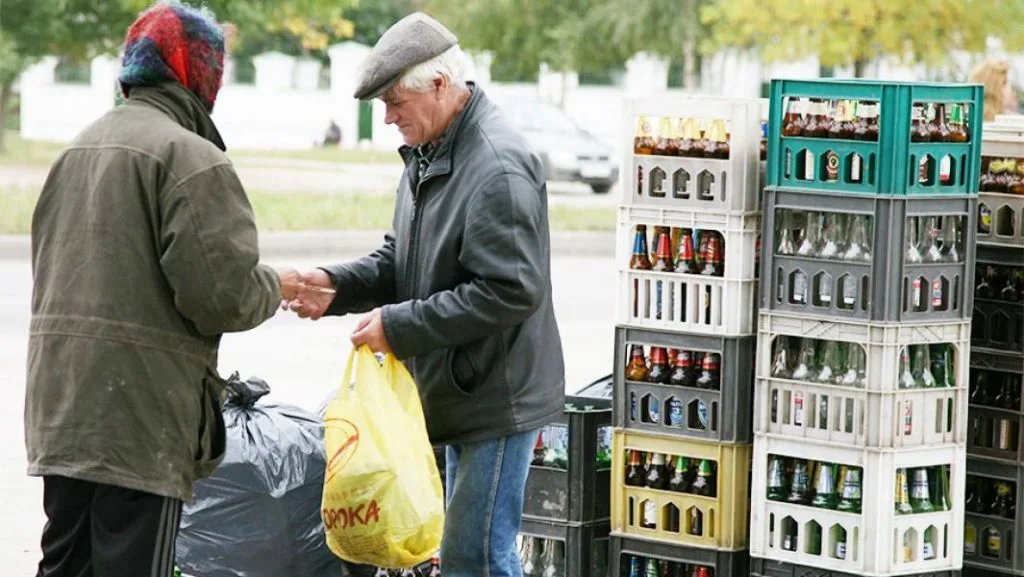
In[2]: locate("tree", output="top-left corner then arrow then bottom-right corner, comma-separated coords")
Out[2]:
422,0 -> 629,85
701,0 -> 1024,78
596,0 -> 709,89
0,0 -> 346,153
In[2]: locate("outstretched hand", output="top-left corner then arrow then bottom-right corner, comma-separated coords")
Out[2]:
281,269 -> 336,320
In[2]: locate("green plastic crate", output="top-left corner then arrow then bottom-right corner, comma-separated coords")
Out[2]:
766,78 -> 984,196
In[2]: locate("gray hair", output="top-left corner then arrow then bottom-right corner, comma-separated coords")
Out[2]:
396,45 -> 471,93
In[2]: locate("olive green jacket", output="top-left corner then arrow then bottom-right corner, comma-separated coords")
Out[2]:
26,82 -> 280,501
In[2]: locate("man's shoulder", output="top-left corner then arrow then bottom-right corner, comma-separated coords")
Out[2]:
461,105 -> 540,178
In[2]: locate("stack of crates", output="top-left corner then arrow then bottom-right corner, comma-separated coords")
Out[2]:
750,79 -> 983,577
961,115 -> 1024,577
608,95 -> 768,577
519,396 -> 614,577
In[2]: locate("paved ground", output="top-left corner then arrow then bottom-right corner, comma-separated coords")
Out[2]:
0,156 -> 622,208
0,253 -> 618,571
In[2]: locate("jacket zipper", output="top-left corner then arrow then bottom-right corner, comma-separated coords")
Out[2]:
405,175 -> 426,298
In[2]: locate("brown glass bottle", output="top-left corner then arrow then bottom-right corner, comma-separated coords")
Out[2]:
647,346 -> 671,384
828,101 -> 847,139
625,344 -> 649,382
675,228 -> 698,274
803,99 -> 830,138
695,353 -> 721,390
782,98 -> 805,137
949,104 -> 969,143
700,234 -> 723,277
911,104 -> 932,142
670,350 -> 698,388
645,452 -> 669,490
930,103 -> 951,143
634,117 -> 656,154
629,225 -> 652,271
654,117 -> 679,157
652,229 -> 674,272
625,449 -> 645,487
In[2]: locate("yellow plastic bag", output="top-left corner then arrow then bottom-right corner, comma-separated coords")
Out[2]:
322,346 -> 445,568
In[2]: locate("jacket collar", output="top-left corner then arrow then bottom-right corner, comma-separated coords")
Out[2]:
399,82 -> 488,181
126,82 -> 227,151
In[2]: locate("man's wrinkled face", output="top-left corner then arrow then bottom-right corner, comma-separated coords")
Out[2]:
381,80 -> 444,147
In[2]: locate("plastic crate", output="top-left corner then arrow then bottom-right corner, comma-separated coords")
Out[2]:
622,95 -> 766,213
765,79 -> 984,196
971,244 -> 1024,357
977,193 -> 1024,249
617,206 -> 761,280
750,434 -> 966,576
966,356 -> 1024,465
523,396 -> 613,524
750,557 -> 961,577
962,457 -> 1024,575
757,311 -> 972,394
609,535 -> 750,577
612,325 -> 755,444
518,518 -> 610,577
760,187 -> 977,323
978,124 -> 1024,248
970,348 -> 1024,377
610,429 -> 751,551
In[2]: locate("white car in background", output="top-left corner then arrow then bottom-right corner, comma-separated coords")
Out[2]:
494,96 -> 620,194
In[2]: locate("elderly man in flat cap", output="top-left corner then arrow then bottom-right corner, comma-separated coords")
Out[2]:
285,11 -> 565,577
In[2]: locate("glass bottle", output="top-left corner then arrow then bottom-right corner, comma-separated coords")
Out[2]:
899,347 -> 917,389
797,212 -> 822,257
791,338 -> 819,381
940,216 -> 961,263
911,345 -> 938,388
905,218 -> 923,263
816,340 -> 841,384
810,462 -> 838,509
843,214 -> 872,262
787,459 -> 811,504
776,211 -> 798,256
819,213 -> 844,259
625,344 -> 649,382
909,468 -> 935,513
840,344 -> 867,388
836,467 -> 862,513
767,455 -> 788,501
895,468 -> 914,514
922,216 -> 944,263
771,337 -> 792,379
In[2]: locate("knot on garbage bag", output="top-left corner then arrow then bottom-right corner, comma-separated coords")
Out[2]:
225,371 -> 271,408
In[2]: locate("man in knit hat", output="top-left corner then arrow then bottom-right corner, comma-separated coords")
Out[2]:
26,2 -> 303,575
284,12 -> 565,577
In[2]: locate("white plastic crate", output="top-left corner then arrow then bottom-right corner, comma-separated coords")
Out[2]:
621,95 -> 767,214
616,206 -> 761,280
619,271 -> 758,337
750,433 -> 966,577
979,122 -> 1024,248
757,312 -> 972,394
755,377 -> 966,449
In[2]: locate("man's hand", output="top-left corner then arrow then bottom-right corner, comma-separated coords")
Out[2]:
351,308 -> 392,354
281,269 -> 336,320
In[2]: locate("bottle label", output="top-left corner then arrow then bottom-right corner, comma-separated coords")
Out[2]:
630,393 -> 638,421
912,278 -> 922,309
697,400 -> 709,429
896,472 -> 910,504
648,399 -> 660,423
843,278 -> 857,306
964,526 -> 977,554
643,500 -> 657,526
826,151 -> 840,182
903,401 -> 913,435
988,531 -> 1001,554
923,541 -> 935,560
931,278 -> 944,309
980,205 -> 993,233
910,472 -> 930,500
668,399 -> 684,427
851,153 -> 862,183
805,150 -> 815,180
819,276 -> 833,305
836,542 -> 847,560
597,426 -> 612,453
794,393 -> 804,426
793,272 -> 808,304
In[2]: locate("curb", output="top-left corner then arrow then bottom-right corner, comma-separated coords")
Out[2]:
0,230 -> 614,261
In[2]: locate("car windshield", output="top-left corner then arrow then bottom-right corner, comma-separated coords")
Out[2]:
500,100 -> 581,134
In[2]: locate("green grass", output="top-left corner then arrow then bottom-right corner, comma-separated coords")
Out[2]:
0,130 -> 402,167
0,189 -> 615,235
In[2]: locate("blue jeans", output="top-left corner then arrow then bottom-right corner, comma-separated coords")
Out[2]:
441,429 -> 537,577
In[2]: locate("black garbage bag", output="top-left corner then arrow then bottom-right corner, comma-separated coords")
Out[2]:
176,373 -> 343,577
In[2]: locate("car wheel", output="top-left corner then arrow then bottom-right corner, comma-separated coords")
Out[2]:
590,183 -> 612,194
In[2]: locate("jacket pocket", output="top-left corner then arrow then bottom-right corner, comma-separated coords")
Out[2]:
194,369 -> 228,479
447,335 -> 502,397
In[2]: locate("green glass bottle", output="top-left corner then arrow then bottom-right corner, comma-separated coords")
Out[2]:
836,467 -> 862,513
810,461 -> 838,509
767,455 -> 788,501
787,460 -> 811,504
910,468 -> 936,513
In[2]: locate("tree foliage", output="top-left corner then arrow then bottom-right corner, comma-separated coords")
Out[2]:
701,0 -> 1024,76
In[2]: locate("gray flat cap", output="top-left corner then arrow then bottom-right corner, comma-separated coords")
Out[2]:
353,12 -> 458,100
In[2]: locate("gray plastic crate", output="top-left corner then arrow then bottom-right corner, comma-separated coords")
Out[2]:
760,187 -> 977,323
971,348 -> 1024,376
610,535 -> 749,577
519,518 -> 610,577
750,557 -> 961,577
523,396 -> 612,524
963,457 -> 1024,575
972,244 -> 1024,357
967,352 -> 1024,465
978,192 -> 1024,249
612,325 -> 755,444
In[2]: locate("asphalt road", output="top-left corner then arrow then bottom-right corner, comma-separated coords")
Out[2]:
0,253 -> 618,572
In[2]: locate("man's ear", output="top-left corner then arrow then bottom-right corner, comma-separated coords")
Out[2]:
433,75 -> 447,99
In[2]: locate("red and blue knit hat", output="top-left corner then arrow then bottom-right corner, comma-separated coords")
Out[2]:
119,1 -> 226,112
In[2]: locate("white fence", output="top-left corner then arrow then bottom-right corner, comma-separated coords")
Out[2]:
18,41 -> 1010,155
